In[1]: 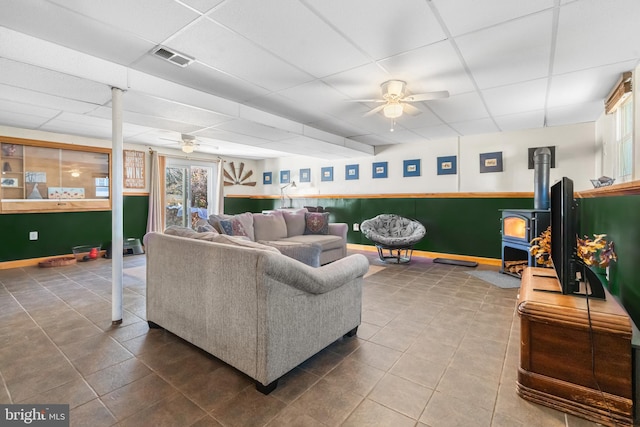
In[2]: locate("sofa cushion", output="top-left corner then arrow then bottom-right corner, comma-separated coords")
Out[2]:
219,218 -> 249,238
304,212 -> 330,235
253,211 -> 288,241
209,212 -> 255,241
278,234 -> 343,251
282,208 -> 307,237
197,223 -> 218,233
165,225 -> 277,252
259,240 -> 321,267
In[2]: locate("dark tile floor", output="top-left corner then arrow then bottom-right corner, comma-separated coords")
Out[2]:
0,251 -> 600,426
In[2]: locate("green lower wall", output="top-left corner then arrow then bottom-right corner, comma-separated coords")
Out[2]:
225,196 -> 534,259
0,195 -> 149,262
579,195 -> 640,326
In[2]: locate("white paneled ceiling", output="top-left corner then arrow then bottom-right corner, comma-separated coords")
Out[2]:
0,0 -> 639,159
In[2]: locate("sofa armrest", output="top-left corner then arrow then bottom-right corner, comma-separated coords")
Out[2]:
328,223 -> 348,240
263,253 -> 369,294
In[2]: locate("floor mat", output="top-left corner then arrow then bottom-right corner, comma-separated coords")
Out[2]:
467,270 -> 521,289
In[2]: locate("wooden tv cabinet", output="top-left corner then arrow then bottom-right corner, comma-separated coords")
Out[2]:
517,267 -> 633,426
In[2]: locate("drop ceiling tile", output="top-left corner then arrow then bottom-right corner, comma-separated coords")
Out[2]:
322,63 -> 393,100
90,106 -> 203,135
0,111 -> 54,129
181,0 -> 225,13
493,110 -> 545,132
395,109 -> 442,130
378,40 -> 476,95
376,129 -> 428,145
450,118 -> 500,136
121,92 -> 231,127
133,59 -> 270,104
0,84 -> 99,115
0,0 -> 156,66
247,93 -> 336,126
432,0 -> 554,36
195,127 -> 273,147
276,81 -> 362,117
208,0 -> 370,78
0,59 -> 112,105
554,0 -> 640,74
166,19 -> 313,92
482,79 -> 548,116
548,61 -> 637,108
0,99 -> 60,119
456,10 -> 553,89
411,124 -> 460,140
47,0 -> 199,43
427,92 -> 489,123
545,100 -> 604,127
307,0 -> 446,60
40,113 -> 114,139
216,120 -> 296,142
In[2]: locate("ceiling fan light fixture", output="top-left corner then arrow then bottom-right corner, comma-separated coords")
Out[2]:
181,143 -> 194,153
383,103 -> 403,119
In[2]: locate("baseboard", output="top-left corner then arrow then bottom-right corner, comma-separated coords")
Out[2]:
347,243 -> 501,267
0,250 -> 107,270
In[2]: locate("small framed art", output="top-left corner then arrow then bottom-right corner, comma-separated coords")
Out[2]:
527,146 -> 556,169
1,177 -> 18,187
479,152 -> 503,173
263,172 -> 272,185
372,162 -> 388,179
280,170 -> 290,184
437,156 -> 457,175
403,159 -> 421,177
345,164 -> 359,180
299,168 -> 311,183
321,167 -> 333,182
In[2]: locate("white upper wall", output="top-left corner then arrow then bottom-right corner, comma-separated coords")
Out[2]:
260,122 -> 597,196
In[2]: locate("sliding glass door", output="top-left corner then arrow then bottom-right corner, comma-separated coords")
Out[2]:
164,158 -> 218,229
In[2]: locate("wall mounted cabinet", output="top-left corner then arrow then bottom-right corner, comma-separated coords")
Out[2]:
1,137 -> 111,213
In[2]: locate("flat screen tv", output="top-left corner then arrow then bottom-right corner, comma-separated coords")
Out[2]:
550,177 -> 577,294
549,177 -> 606,299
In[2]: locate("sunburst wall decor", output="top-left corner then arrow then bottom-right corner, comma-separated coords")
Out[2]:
223,161 -> 256,186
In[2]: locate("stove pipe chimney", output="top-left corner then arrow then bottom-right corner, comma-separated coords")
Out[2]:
533,147 -> 551,210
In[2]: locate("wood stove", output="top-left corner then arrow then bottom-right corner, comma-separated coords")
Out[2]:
500,209 -> 550,277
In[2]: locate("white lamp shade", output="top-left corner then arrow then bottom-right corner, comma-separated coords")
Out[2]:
383,103 -> 403,119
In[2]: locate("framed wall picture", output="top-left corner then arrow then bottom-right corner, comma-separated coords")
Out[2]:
263,172 -> 272,185
1,177 -> 18,187
299,168 -> 311,183
479,152 -> 503,173
403,159 -> 421,177
123,150 -> 145,189
437,156 -> 457,175
345,164 -> 359,180
528,146 -> 556,169
321,166 -> 333,182
372,161 -> 388,179
279,170 -> 290,184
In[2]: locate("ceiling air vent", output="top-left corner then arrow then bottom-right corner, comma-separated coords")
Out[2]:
151,46 -> 194,68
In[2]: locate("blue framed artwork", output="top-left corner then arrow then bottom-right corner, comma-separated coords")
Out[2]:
321,166 -> 333,182
263,172 -> 272,184
345,164 -> 359,180
437,156 -> 457,175
299,168 -> 311,183
372,162 -> 388,179
280,170 -> 290,184
403,159 -> 421,177
479,152 -> 503,173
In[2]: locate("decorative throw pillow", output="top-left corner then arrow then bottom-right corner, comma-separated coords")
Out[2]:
219,218 -> 248,238
197,223 -> 218,233
304,212 -> 330,235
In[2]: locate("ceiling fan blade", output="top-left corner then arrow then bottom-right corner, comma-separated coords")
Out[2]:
402,91 -> 450,102
345,99 -> 385,103
402,103 -> 423,116
363,104 -> 386,117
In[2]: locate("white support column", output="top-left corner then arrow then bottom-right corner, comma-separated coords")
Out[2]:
111,87 -> 124,325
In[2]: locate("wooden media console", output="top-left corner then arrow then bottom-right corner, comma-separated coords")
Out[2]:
517,267 -> 633,426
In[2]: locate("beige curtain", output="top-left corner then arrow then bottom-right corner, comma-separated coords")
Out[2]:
216,159 -> 225,214
146,151 -> 165,233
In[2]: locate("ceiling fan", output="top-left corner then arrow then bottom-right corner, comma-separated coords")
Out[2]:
349,80 -> 449,128
159,133 -> 201,153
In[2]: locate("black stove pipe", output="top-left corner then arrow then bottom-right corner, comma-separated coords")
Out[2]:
533,147 -> 551,210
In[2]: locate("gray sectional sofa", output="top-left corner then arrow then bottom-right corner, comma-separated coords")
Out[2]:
205,209 -> 348,266
144,231 -> 369,393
